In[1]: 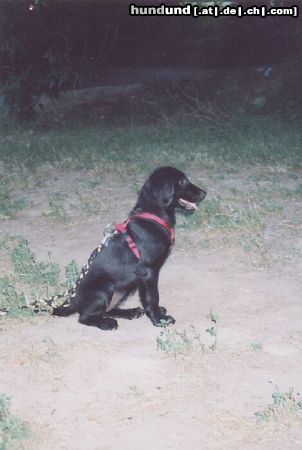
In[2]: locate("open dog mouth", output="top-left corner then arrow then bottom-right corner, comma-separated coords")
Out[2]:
178,198 -> 198,211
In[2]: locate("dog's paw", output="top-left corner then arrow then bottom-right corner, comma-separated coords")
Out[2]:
158,306 -> 167,317
155,315 -> 175,327
98,318 -> 118,330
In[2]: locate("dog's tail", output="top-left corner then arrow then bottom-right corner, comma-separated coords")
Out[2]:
31,287 -> 77,316
51,294 -> 77,317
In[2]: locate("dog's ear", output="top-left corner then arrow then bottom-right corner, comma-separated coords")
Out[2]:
156,180 -> 174,208
145,177 -> 174,208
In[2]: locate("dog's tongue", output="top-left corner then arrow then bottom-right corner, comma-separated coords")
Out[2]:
178,198 -> 197,210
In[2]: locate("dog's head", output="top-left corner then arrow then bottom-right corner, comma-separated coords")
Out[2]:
139,166 -> 206,212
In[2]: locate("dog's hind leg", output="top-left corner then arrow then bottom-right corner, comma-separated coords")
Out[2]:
78,290 -> 118,330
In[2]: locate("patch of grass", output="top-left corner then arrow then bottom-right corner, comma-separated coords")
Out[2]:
0,195 -> 27,219
0,115 -> 301,170
279,184 -> 302,197
46,192 -> 67,222
185,198 -> 221,228
10,240 -> 60,289
157,326 -> 204,358
0,236 -> 82,316
186,198 -> 262,232
86,179 -> 101,189
156,311 -> 220,357
257,198 -> 283,213
0,276 -> 29,318
181,197 -> 266,254
179,192 -> 278,258
73,190 -> 100,216
255,386 -> 302,423
0,393 -> 29,450
0,179 -> 27,219
0,234 -> 20,254
0,239 -> 60,316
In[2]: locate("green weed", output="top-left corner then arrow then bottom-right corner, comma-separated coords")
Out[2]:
156,311 -> 220,357
206,311 -> 219,350
0,276 -> 29,318
255,386 -> 302,423
156,326 -> 205,358
0,393 -> 29,450
250,342 -> 263,353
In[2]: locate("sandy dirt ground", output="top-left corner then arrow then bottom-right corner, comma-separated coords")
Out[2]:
1,165 -> 302,449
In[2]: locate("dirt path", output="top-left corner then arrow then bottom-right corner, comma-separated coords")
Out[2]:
1,166 -> 302,449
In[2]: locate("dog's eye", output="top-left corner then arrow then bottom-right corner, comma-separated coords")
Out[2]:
178,178 -> 187,187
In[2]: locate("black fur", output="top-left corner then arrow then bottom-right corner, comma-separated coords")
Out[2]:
53,167 -> 206,330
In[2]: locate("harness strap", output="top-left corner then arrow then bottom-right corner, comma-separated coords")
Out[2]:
115,212 -> 174,259
131,212 -> 175,243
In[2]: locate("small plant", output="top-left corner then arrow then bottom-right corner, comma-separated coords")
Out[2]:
255,386 -> 302,423
0,393 -> 29,450
0,239 -> 61,316
206,310 -> 219,350
0,276 -> 29,318
156,326 -> 204,358
157,329 -> 193,357
64,259 -> 80,289
250,342 -> 263,352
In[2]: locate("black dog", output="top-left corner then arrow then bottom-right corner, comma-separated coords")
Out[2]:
52,167 -> 206,330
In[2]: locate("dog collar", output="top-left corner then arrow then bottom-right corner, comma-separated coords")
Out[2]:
115,212 -> 174,259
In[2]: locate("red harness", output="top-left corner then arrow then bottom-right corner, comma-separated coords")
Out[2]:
115,212 -> 175,259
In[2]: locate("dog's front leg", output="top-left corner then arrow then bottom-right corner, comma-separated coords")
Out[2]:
138,268 -> 175,327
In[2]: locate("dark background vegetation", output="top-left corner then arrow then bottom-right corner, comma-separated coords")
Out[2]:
0,0 -> 301,115
0,0 -> 301,168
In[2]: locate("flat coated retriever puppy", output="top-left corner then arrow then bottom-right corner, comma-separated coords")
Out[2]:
52,167 -> 206,330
